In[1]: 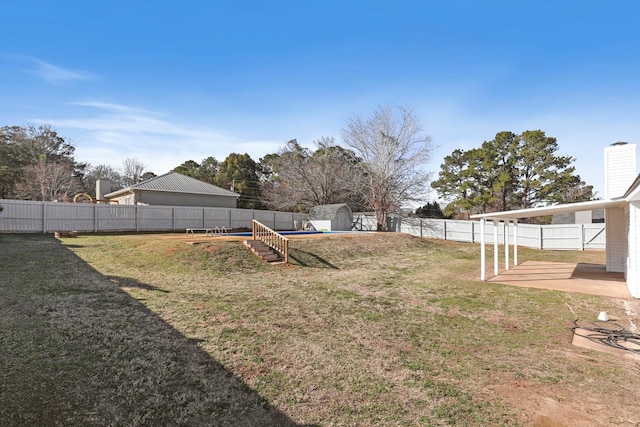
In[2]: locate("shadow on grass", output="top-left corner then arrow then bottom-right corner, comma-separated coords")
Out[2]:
106,275 -> 170,292
288,248 -> 339,269
0,234 -> 316,427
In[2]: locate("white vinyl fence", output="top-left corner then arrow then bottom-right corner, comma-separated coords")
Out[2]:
355,215 -> 606,251
0,199 -> 307,233
0,200 -> 606,250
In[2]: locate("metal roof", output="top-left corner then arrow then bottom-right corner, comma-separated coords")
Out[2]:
470,173 -> 640,221
470,198 -> 627,221
105,172 -> 240,198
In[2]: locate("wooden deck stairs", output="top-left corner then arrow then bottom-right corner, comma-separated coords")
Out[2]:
243,220 -> 290,264
243,239 -> 285,263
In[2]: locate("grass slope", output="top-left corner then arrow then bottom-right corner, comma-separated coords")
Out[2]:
1,233 -> 639,426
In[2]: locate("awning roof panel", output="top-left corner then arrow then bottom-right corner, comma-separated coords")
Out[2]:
470,199 -> 627,220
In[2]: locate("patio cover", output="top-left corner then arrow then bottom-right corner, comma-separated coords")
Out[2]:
470,198 -> 626,221
469,198 -> 627,281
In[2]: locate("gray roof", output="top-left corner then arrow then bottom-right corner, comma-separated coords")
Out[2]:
623,174 -> 640,198
105,172 -> 240,198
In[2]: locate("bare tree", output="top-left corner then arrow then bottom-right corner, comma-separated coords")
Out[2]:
342,105 -> 433,230
121,158 -> 148,186
83,164 -> 125,196
5,124 -> 83,201
304,137 -> 366,209
16,158 -> 81,201
261,138 -> 366,212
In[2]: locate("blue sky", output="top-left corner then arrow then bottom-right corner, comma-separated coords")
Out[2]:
3,1 -> 640,199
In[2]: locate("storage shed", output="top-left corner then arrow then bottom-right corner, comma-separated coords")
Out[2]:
104,171 -> 240,208
308,203 -> 353,231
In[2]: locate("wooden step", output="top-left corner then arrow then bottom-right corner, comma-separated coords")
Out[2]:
243,240 -> 284,263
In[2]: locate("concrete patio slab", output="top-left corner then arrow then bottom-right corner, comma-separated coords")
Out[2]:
487,261 -> 631,299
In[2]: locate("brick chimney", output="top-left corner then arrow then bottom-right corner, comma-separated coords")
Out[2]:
96,179 -> 112,202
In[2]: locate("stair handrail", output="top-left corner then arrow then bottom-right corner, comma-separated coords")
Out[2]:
252,220 -> 289,263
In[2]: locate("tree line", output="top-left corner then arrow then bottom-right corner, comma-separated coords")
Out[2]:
1,109 -> 595,228
0,106 -> 433,230
431,130 -> 594,219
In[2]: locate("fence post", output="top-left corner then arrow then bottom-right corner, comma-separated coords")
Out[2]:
42,203 -> 47,233
581,224 -> 585,251
94,203 -> 98,232
471,221 -> 475,243
443,220 -> 447,240
539,226 -> 543,250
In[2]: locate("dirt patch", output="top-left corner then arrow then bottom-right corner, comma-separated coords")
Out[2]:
489,373 -> 639,426
202,245 -> 218,254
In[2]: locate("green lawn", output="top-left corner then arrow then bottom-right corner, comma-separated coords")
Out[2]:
1,233 -> 638,426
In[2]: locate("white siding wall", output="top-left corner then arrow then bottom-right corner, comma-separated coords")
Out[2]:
627,202 -> 640,298
604,143 -> 636,199
605,207 -> 627,272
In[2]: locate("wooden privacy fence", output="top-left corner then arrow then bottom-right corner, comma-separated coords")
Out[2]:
252,220 -> 289,263
0,199 -> 307,233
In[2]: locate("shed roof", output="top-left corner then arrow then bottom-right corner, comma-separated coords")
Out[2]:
309,203 -> 352,220
105,171 -> 240,198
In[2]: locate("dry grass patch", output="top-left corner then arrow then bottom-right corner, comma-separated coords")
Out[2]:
2,232 -> 639,426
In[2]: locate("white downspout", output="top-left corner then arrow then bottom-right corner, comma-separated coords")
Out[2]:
504,220 -> 509,271
513,220 -> 518,266
493,219 -> 499,276
480,218 -> 486,281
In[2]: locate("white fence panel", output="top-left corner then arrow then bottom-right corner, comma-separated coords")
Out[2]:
445,220 -> 475,242
402,218 -> 446,239
173,207 -> 205,230
204,208 -> 233,229
97,205 -> 137,231
398,217 -> 605,251
44,203 -> 94,232
275,212 -> 296,230
0,200 -> 44,232
514,224 -> 542,249
230,209 -> 255,230
0,199 -> 606,250
353,213 -> 378,231
0,199 -> 308,234
541,224 -> 583,250
584,224 -> 606,249
253,210 -> 277,229
137,205 -> 174,231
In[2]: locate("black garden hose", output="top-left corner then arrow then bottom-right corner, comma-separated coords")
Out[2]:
571,318 -> 640,355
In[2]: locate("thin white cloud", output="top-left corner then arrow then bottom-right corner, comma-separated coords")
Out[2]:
34,101 -> 285,173
67,101 -> 223,139
12,55 -> 97,83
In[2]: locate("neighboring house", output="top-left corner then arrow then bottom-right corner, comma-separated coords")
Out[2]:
308,203 -> 353,231
551,209 -> 605,224
104,172 -> 240,208
472,142 -> 640,298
